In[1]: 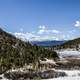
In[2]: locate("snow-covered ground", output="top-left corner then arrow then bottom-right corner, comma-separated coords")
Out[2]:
45,70 -> 80,80
1,69 -> 80,80
1,50 -> 80,80
47,77 -> 80,80
57,50 -> 80,58
0,74 -> 9,80
44,50 -> 80,80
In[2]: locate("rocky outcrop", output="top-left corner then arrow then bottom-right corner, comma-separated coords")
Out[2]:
55,58 -> 80,70
4,70 -> 67,80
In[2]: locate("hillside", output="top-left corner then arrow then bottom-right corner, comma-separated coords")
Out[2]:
0,28 -> 58,73
53,38 -> 80,50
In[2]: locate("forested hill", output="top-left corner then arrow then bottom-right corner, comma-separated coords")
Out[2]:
0,28 -> 58,73
53,38 -> 80,50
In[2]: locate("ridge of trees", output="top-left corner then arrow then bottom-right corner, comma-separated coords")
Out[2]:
52,38 -> 80,50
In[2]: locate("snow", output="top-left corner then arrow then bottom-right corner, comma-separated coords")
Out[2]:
55,70 -> 80,76
1,69 -> 80,80
39,58 -> 57,65
1,50 -> 80,80
1,68 -> 80,80
45,70 -> 80,80
0,74 -> 9,80
57,50 -> 80,58
47,77 -> 80,80
45,50 -> 80,80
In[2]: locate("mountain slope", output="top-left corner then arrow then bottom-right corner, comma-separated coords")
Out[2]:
0,28 -> 58,73
53,38 -> 80,50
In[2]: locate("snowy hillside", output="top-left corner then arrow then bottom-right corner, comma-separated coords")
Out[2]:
57,50 -> 80,58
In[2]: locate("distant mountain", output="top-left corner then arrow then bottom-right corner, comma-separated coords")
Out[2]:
0,28 -> 58,73
31,40 -> 66,46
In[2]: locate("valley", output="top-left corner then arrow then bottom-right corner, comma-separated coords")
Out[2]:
0,28 -> 80,80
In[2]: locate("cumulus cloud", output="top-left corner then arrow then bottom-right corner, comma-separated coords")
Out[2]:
13,25 -> 76,41
39,25 -> 46,29
13,32 -> 72,41
37,25 -> 46,34
13,26 -> 61,41
34,36 -> 59,41
37,25 -> 60,34
46,30 -> 60,34
14,32 -> 40,41
74,21 -> 80,27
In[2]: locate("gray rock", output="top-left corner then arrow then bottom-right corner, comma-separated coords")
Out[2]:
4,70 -> 67,80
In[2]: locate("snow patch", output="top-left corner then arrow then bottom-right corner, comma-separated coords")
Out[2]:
46,70 -> 80,80
57,50 -> 80,58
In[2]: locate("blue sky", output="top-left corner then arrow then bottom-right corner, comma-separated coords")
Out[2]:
0,0 -> 80,41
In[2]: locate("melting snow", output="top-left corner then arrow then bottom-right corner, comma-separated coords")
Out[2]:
57,50 -> 80,58
45,70 -> 80,80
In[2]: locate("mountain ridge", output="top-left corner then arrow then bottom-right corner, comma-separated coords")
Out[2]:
53,37 -> 80,50
31,40 -> 66,47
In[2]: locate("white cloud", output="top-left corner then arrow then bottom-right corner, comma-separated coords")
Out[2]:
34,36 -> 59,41
12,25 -> 76,41
74,21 -> 80,27
47,30 -> 60,34
37,25 -> 46,34
37,25 -> 60,34
38,29 -> 45,34
13,32 -> 73,41
13,32 -> 64,41
39,25 -> 46,29
14,32 -> 40,41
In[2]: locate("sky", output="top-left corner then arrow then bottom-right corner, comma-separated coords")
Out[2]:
0,0 -> 80,41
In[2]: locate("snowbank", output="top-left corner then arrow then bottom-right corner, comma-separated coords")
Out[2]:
57,50 -> 80,58
45,70 -> 80,80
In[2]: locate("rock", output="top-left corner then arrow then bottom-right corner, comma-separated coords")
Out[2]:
4,70 -> 67,79
39,70 -> 67,79
0,77 -> 2,79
